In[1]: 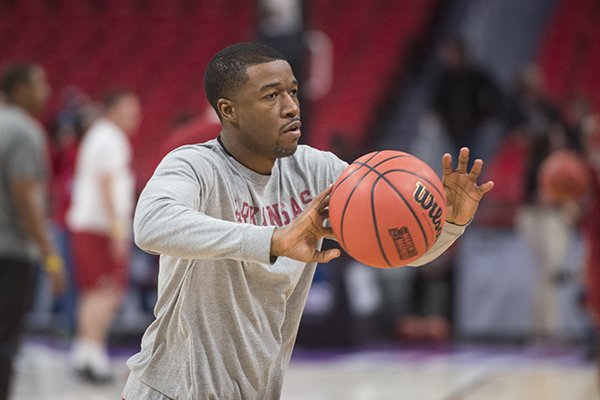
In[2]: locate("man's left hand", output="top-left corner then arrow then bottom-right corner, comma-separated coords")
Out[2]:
442,147 -> 494,226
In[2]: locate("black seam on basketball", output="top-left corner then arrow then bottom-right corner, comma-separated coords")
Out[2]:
334,153 -> 410,191
356,162 -> 430,251
338,167 -> 373,249
378,168 -> 446,206
335,152 -> 381,248
333,151 -> 380,192
370,177 -> 393,267
338,154 -> 407,247
337,154 -> 411,248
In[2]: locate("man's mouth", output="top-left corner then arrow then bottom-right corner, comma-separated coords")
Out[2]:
282,120 -> 302,136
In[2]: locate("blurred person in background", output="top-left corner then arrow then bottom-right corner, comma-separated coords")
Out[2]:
257,0 -> 306,86
562,94 -> 590,153
256,0 -> 333,141
432,36 -> 505,161
49,88 -> 100,333
506,64 -> 560,134
66,89 -> 141,382
579,113 -> 600,378
257,0 -> 309,139
390,252 -> 455,342
510,64 -> 573,341
0,63 -> 65,400
389,37 -> 504,343
157,105 -> 221,164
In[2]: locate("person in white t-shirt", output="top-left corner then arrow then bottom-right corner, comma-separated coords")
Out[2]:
67,90 -> 141,382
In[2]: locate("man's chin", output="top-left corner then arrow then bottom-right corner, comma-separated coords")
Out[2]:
274,144 -> 298,158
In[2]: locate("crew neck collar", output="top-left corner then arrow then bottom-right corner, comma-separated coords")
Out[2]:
216,136 -> 275,185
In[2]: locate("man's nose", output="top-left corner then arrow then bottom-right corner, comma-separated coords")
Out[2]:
281,92 -> 299,117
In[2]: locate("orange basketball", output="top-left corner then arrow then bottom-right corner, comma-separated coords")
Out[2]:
538,150 -> 590,203
329,150 -> 446,268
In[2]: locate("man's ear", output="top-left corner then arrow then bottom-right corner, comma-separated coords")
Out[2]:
217,99 -> 236,123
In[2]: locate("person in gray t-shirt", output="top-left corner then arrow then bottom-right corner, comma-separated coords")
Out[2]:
122,43 -> 494,400
0,63 -> 65,400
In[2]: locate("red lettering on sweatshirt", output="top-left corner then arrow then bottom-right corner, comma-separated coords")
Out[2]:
300,190 -> 312,205
290,197 -> 302,218
233,190 -> 312,227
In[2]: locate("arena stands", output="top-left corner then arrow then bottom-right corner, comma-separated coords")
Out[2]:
307,0 -> 440,151
0,0 -> 254,182
0,0 -> 440,182
538,0 -> 600,111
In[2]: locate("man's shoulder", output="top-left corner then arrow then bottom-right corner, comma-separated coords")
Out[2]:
0,106 -> 26,122
294,144 -> 332,158
162,139 -> 223,167
0,107 -> 44,150
77,121 -> 128,160
86,119 -> 125,142
0,106 -> 40,135
168,139 -> 219,156
290,144 -> 342,166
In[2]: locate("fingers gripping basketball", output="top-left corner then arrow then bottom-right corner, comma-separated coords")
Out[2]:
329,151 -> 446,268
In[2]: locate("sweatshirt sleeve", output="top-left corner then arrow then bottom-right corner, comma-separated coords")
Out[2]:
407,222 -> 466,267
133,148 -> 275,264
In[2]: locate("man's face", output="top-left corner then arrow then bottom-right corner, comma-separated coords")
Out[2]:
230,60 -> 301,160
25,66 -> 51,115
116,94 -> 142,135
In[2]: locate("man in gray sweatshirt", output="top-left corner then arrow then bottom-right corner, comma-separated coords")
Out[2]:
0,63 -> 65,400
122,43 -> 494,400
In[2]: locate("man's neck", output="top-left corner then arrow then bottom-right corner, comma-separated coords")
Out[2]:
6,100 -> 35,117
105,116 -> 127,135
218,135 -> 274,175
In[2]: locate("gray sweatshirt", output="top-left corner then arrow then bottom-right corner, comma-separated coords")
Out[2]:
0,106 -> 47,261
125,139 -> 465,399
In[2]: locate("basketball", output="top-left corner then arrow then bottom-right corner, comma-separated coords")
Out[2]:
329,150 -> 446,268
538,150 -> 590,203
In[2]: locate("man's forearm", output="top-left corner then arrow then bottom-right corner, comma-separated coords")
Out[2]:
407,222 -> 466,267
99,173 -> 128,239
10,179 -> 54,257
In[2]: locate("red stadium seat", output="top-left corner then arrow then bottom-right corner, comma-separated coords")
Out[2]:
0,0 -> 438,181
537,0 -> 599,110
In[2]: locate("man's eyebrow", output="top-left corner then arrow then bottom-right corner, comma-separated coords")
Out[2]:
259,81 -> 281,91
259,79 -> 298,91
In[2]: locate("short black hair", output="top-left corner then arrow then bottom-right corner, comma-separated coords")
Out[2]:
204,43 -> 287,117
0,62 -> 38,98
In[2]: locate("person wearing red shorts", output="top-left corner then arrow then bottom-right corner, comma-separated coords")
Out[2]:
66,90 -> 141,382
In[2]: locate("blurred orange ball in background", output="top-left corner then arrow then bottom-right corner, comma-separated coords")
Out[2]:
538,150 -> 590,203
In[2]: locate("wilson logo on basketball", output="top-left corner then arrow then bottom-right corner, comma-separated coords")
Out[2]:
413,182 -> 443,239
388,227 -> 418,260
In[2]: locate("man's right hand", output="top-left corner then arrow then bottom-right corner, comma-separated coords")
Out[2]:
270,185 -> 341,263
